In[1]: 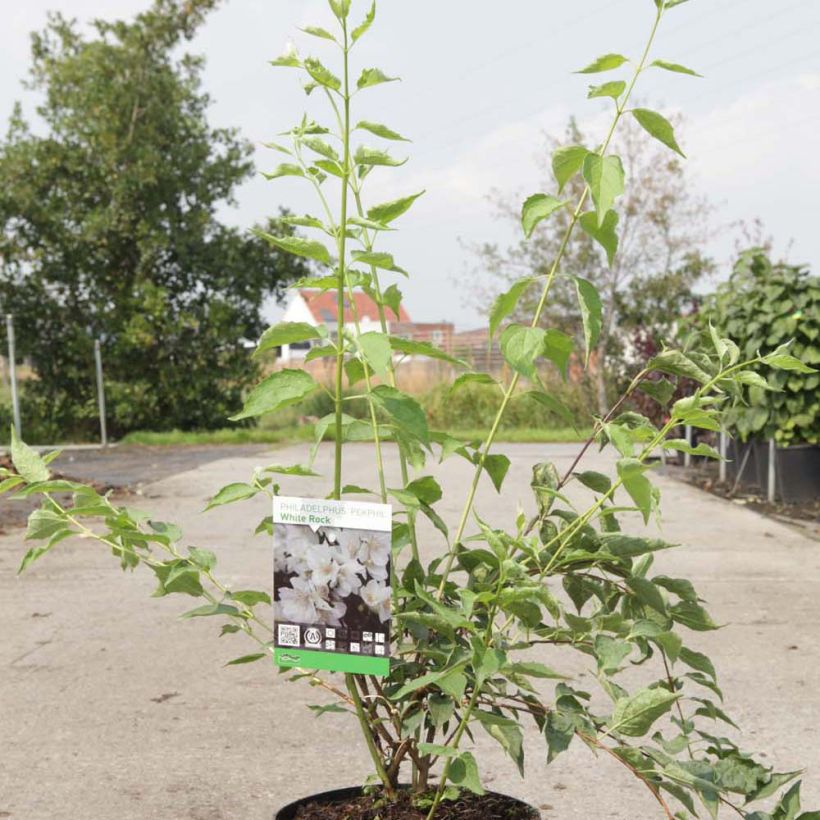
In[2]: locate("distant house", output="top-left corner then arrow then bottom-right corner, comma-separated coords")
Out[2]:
277,290 -> 455,362
278,289 -> 407,362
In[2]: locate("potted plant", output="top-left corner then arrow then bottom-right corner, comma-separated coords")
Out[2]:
703,249 -> 818,502
3,1 -> 818,818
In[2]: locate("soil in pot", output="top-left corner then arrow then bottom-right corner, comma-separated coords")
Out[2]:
276,786 -> 539,820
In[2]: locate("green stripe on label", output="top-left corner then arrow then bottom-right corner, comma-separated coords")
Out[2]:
275,648 -> 390,677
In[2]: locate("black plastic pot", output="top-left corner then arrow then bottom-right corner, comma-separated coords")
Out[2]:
275,785 -> 540,819
725,439 -> 759,489
776,443 -> 820,503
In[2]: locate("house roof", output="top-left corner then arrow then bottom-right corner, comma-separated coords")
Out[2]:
299,289 -> 411,324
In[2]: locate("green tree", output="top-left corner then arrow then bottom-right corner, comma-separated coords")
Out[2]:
469,115 -> 713,415
0,0 -> 306,440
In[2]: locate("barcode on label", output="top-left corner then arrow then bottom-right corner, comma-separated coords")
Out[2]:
278,624 -> 300,647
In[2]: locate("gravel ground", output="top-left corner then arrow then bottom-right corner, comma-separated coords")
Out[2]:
1,441 -> 818,819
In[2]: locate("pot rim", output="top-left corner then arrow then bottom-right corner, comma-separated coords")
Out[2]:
275,784 -> 539,819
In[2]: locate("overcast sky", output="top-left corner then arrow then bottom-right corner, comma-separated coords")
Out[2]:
2,0 -> 818,329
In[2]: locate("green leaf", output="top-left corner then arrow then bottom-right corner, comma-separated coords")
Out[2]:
367,190 -> 424,223
351,1 -> 376,42
357,67 -> 398,90
252,230 -> 332,266
482,454 -> 510,493
354,146 -> 406,167
772,781 -> 802,820
601,534 -> 673,558
627,577 -> 667,614
351,250 -> 404,273
671,601 -> 719,631
638,378 -> 675,406
389,337 -> 466,367
504,661 -> 566,680
11,428 -> 49,484
371,385 -> 429,445
25,508 -> 66,541
651,59 -> 702,77
500,325 -> 545,379
576,471 -> 611,493
582,154 -> 625,226
355,120 -> 408,141
404,476 -> 442,505
263,163 -> 305,180
264,464 -> 320,477
574,277 -> 602,365
579,209 -> 619,267
205,482 -> 259,511
230,369 -> 318,421
226,653 -> 267,666
230,590 -> 272,607
303,57 -> 341,91
609,688 -> 679,737
595,634 -> 632,673
588,80 -> 626,99
576,53 -> 629,74
188,547 -> 217,571
543,329 -> 574,379
648,349 -> 710,384
552,145 -> 589,193
379,283 -> 402,319
450,372 -> 499,394
489,277 -> 537,339
631,108 -> 685,157
449,751 -> 485,796
255,322 -> 322,357
301,25 -> 336,40
417,742 -> 459,758
270,47 -> 301,68
762,351 -> 816,374
182,603 -> 239,619
663,439 -> 721,460
328,0 -> 350,20
521,194 -> 565,238
616,458 -> 654,524
357,331 -> 392,376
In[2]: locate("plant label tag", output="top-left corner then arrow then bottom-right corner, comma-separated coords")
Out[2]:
273,496 -> 392,676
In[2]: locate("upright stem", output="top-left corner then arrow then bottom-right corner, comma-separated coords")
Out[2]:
333,25 -> 351,501
331,19 -> 395,798
435,4 -> 665,599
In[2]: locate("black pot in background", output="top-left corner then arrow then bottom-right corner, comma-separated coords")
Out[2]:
776,443 -> 820,504
275,786 -> 540,820
725,438 -> 819,504
725,439 -> 759,490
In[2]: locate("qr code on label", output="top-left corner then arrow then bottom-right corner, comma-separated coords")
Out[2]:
278,624 -> 300,647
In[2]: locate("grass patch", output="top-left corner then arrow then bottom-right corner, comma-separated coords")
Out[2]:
448,427 -> 592,443
121,425 -> 314,447
120,424 -> 588,448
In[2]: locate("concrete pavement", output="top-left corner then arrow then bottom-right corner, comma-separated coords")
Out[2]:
1,442 -> 818,819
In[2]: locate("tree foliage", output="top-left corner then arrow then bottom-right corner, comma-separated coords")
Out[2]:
0,0 -> 306,439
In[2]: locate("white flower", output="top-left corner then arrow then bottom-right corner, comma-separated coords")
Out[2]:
357,531 -> 390,581
306,544 -> 340,588
361,579 -> 392,623
278,576 -> 326,624
336,529 -> 362,561
315,596 -> 347,627
283,528 -> 315,576
335,558 -> 366,598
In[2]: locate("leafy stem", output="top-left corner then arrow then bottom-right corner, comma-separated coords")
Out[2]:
436,3 -> 666,597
